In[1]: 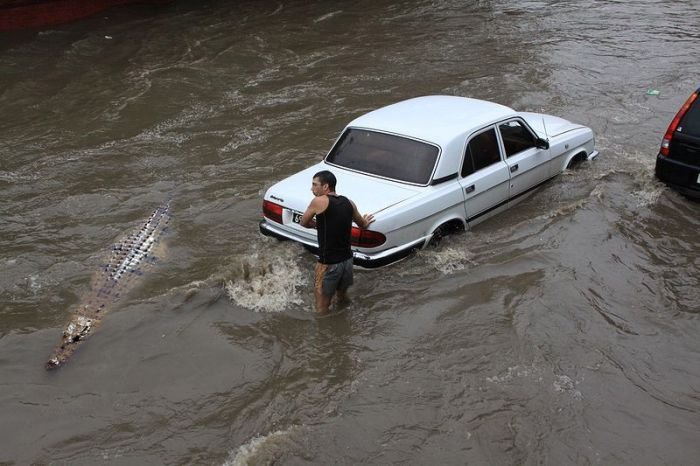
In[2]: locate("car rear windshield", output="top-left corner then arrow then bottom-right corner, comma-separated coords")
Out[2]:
679,97 -> 700,137
325,128 -> 439,185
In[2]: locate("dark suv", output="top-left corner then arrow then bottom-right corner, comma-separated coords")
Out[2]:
655,87 -> 700,199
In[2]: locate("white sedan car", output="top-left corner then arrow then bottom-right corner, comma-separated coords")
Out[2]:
260,95 -> 598,268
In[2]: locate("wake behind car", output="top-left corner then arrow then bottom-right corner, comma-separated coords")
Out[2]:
655,87 -> 700,199
260,95 -> 599,268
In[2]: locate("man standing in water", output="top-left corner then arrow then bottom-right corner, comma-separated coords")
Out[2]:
300,170 -> 374,315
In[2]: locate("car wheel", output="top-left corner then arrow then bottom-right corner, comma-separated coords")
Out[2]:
566,152 -> 588,169
428,220 -> 465,247
429,226 -> 446,246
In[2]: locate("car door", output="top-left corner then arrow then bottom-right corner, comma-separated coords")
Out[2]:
497,119 -> 551,198
459,126 -> 510,222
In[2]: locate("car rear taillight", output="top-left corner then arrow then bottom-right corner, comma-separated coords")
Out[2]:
660,90 -> 699,157
262,200 -> 283,224
351,227 -> 386,248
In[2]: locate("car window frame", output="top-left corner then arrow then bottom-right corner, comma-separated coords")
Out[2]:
497,117 -> 539,158
460,125 -> 504,178
323,127 -> 442,187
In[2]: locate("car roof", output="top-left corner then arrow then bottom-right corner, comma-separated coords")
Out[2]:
347,95 -> 516,147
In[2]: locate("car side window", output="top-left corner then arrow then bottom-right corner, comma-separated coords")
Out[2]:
462,128 -> 501,177
499,120 -> 535,157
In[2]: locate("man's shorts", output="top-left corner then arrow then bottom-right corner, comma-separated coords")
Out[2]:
315,258 -> 354,297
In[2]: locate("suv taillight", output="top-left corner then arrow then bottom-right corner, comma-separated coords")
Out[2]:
351,227 -> 386,248
660,90 -> 699,157
262,200 -> 283,224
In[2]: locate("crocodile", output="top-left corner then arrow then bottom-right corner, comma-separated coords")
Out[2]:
46,201 -> 171,369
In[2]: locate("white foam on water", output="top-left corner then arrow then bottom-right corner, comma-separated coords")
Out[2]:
225,246 -> 307,313
589,183 -> 606,202
155,279 -> 210,302
486,366 -> 583,400
589,168 -> 665,208
223,427 -> 302,466
633,186 -> 664,207
485,364 -> 544,385
593,135 -> 665,207
314,10 -> 342,23
0,170 -> 37,183
534,196 -> 589,222
26,275 -> 41,295
220,127 -> 267,153
553,374 -> 583,400
421,246 -> 476,275
135,104 -> 216,145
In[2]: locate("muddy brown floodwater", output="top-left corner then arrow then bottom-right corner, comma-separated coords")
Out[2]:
1,1 -> 699,464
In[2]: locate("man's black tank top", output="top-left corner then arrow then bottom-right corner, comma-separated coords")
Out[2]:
316,195 -> 353,264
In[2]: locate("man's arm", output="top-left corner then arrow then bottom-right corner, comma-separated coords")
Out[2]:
300,196 -> 328,229
350,200 -> 374,229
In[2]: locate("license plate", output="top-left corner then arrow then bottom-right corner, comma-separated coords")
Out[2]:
291,211 -> 303,224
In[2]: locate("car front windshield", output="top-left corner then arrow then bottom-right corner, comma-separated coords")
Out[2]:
325,128 -> 439,185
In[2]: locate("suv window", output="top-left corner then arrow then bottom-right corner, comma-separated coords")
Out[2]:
499,120 -> 536,157
462,128 -> 501,177
326,128 -> 439,185
679,99 -> 700,137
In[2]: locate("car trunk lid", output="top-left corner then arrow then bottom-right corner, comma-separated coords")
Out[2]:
264,163 -> 422,219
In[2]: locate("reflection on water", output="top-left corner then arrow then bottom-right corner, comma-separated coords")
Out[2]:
1,0 -> 700,464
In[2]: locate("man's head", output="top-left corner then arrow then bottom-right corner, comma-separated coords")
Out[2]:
312,170 -> 337,196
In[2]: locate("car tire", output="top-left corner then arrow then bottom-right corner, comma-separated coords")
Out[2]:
566,152 -> 588,169
428,220 -> 464,247
429,226 -> 445,247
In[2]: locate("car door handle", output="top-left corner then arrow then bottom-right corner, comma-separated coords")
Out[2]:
465,185 -> 475,194
510,164 -> 519,173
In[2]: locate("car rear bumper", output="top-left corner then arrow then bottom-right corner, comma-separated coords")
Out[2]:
259,219 -> 425,268
655,153 -> 700,199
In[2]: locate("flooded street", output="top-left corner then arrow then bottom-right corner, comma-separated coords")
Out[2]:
1,0 -> 699,464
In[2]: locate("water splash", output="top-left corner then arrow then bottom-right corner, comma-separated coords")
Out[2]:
420,245 -> 476,275
593,134 -> 664,207
223,427 -> 304,466
225,245 -> 307,313
486,366 -> 583,400
485,364 -> 544,385
25,274 -> 41,295
553,374 -> 583,400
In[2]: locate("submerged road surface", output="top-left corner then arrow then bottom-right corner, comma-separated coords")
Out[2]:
1,0 -> 699,464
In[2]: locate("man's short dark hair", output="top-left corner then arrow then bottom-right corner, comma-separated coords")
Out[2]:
314,170 -> 337,190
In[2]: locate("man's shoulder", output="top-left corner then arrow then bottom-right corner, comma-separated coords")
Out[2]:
333,194 -> 353,207
311,194 -> 330,212
338,195 -> 355,209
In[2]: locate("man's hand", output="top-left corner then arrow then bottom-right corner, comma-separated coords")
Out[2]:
351,200 -> 375,230
304,216 -> 317,229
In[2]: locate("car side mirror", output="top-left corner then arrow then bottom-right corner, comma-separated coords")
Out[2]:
535,137 -> 550,150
